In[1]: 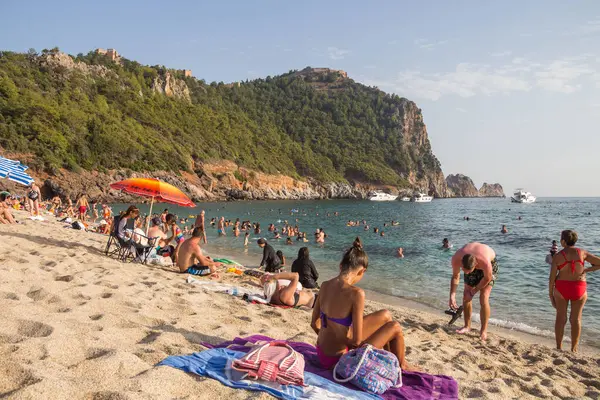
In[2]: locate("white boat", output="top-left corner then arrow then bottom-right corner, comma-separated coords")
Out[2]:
368,191 -> 398,201
400,197 -> 411,202
511,189 -> 536,203
412,193 -> 433,203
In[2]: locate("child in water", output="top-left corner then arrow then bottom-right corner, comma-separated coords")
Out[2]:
244,232 -> 249,247
545,240 -> 558,265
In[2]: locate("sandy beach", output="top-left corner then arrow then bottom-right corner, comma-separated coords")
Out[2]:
1,213 -> 599,399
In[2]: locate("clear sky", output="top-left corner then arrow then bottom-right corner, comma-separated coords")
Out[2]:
2,0 -> 600,196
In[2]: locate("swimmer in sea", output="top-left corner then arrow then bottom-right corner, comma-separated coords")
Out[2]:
218,216 -> 226,236
442,238 -> 453,249
501,225 -> 508,234
396,247 -> 404,258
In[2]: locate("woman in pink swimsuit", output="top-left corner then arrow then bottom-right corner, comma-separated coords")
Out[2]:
310,237 -> 417,370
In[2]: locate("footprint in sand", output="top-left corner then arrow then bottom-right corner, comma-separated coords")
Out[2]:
0,363 -> 42,396
17,320 -> 54,338
88,391 -> 129,400
45,261 -> 57,268
138,331 -> 161,344
101,292 -> 113,299
26,287 -> 49,301
1,292 -> 19,300
55,275 -> 74,282
57,307 -> 72,313
85,348 -> 114,360
29,250 -> 40,256
89,314 -> 104,321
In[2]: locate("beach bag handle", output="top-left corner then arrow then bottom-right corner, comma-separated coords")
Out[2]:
333,344 -> 403,388
245,341 -> 299,372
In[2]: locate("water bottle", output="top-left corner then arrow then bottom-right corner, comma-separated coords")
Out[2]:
227,287 -> 239,296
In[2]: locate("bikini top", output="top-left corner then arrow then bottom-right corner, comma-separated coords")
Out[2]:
320,311 -> 353,328
557,248 -> 585,274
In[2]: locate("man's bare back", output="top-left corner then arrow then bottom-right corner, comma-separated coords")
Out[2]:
451,242 -> 495,274
176,228 -> 222,276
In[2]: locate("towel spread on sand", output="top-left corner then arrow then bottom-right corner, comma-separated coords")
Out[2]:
158,348 -> 378,400
203,335 -> 459,400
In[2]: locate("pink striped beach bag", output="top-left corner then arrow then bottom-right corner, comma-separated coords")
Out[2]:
333,344 -> 402,394
231,341 -> 306,386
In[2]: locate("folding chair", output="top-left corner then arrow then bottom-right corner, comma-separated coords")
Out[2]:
104,215 -> 124,259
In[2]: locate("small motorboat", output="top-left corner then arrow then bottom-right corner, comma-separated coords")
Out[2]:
412,193 -> 433,203
368,191 -> 398,201
510,189 -> 536,203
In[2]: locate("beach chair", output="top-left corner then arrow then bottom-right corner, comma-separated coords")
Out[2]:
104,215 -> 124,259
120,231 -> 158,265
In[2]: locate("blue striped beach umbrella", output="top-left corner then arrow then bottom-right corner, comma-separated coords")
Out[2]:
0,156 -> 34,186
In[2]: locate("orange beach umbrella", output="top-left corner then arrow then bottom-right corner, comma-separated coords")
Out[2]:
109,177 -> 196,233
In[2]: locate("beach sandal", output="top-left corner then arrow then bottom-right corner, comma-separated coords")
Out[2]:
447,306 -> 464,325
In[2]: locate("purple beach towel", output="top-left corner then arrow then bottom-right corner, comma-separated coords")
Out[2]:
202,335 -> 458,400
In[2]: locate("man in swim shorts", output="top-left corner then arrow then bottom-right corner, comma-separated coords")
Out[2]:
217,216 -> 226,236
449,242 -> 498,341
176,227 -> 223,276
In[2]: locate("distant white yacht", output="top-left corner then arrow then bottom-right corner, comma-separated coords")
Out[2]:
412,192 -> 433,203
368,191 -> 398,201
511,189 -> 536,203
400,196 -> 411,202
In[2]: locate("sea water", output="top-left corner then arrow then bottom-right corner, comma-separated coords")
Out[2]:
113,198 -> 600,347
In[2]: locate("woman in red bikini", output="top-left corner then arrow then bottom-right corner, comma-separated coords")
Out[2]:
549,230 -> 600,352
310,237 -> 417,371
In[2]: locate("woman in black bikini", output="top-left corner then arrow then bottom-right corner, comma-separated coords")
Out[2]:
310,237 -> 417,370
261,272 -> 316,308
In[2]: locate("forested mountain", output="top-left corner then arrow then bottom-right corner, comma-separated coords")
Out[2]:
0,48 -> 449,199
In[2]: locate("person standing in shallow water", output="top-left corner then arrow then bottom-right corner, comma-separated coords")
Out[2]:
549,230 -> 600,352
449,242 -> 499,341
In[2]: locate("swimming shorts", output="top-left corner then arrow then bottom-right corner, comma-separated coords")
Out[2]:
79,206 -> 87,215
184,264 -> 212,276
464,257 -> 499,288
218,229 -> 225,235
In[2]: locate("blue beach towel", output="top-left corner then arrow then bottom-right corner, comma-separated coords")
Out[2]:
158,348 -> 380,400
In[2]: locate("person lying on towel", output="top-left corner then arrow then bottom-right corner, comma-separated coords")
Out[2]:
176,227 -> 223,277
261,272 -> 317,308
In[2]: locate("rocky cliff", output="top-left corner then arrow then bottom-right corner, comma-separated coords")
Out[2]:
446,174 -> 478,197
479,183 -> 505,197
445,174 -> 505,198
151,72 -> 191,102
0,155 -> 378,202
